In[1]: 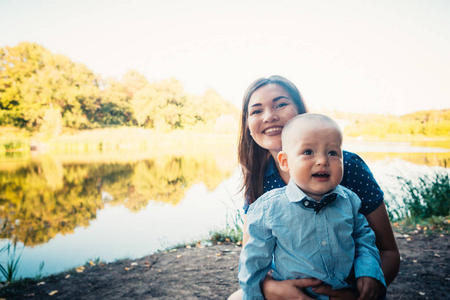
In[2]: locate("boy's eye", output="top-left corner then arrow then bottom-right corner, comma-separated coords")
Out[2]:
303,150 -> 313,155
328,151 -> 338,156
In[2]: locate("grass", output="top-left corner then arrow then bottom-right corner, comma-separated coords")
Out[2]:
34,262 -> 45,281
210,208 -> 243,245
0,127 -> 238,154
0,242 -> 23,283
386,170 -> 450,234
85,257 -> 102,267
403,172 -> 449,219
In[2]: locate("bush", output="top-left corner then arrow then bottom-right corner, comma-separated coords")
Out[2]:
210,209 -> 243,244
398,171 -> 450,223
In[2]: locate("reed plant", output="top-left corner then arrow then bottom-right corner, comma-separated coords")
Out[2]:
0,138 -> 29,154
403,172 -> 449,220
210,209 -> 244,244
34,261 -> 45,280
388,170 -> 450,228
0,242 -> 23,283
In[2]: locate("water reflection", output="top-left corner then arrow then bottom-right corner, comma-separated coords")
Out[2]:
0,153 -> 236,247
0,140 -> 449,279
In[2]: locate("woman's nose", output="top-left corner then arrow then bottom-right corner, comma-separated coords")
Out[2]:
263,109 -> 279,123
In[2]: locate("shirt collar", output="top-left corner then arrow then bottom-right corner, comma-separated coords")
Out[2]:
285,179 -> 347,204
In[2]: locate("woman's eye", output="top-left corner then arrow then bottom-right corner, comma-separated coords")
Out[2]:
303,150 -> 313,155
250,110 -> 262,116
276,103 -> 288,109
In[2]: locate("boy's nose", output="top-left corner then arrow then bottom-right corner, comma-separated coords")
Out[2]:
316,154 -> 329,166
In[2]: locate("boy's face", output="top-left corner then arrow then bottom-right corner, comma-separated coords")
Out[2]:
278,120 -> 343,201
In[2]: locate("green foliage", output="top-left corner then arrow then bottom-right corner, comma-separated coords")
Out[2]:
34,261 -> 45,280
210,209 -> 243,244
0,242 -> 23,283
0,139 -> 28,153
95,71 -> 144,126
85,257 -> 102,267
387,171 -> 450,224
39,106 -> 62,140
131,78 -> 186,130
402,172 -> 450,220
0,127 -> 30,153
0,42 -> 101,129
1,42 -> 239,133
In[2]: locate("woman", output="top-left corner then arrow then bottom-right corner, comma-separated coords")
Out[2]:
230,75 -> 400,300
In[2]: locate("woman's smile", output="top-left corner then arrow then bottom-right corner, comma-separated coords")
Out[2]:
263,126 -> 283,135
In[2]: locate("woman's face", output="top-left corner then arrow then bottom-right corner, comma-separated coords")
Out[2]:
247,83 -> 299,154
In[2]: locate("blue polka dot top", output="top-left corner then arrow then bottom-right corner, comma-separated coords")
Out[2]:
243,151 -> 384,216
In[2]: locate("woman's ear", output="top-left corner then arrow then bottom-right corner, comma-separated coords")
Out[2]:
277,151 -> 289,172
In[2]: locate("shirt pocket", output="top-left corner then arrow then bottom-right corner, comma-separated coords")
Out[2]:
271,214 -> 316,252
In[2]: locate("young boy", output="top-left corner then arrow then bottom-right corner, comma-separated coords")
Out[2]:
238,113 -> 386,300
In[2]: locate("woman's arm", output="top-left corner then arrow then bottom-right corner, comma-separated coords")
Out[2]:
364,202 -> 400,286
242,215 -> 249,246
341,152 -> 400,285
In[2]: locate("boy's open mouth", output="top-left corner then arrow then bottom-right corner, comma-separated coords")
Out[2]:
312,173 -> 330,178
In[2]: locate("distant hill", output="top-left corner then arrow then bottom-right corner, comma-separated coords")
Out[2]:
321,109 -> 450,140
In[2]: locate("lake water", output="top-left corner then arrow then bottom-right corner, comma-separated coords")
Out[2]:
0,140 -> 449,279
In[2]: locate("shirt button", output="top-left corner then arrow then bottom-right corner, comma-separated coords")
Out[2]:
321,241 -> 327,246
304,200 -> 310,207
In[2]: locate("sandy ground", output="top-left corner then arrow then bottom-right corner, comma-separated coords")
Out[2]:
0,230 -> 448,300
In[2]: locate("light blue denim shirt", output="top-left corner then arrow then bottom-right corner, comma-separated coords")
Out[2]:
238,180 -> 386,300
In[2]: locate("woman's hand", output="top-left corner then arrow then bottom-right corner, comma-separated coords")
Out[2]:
311,285 -> 358,300
365,203 -> 400,286
262,275 -> 322,300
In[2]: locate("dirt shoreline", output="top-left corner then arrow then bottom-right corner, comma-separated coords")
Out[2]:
1,231 -> 449,300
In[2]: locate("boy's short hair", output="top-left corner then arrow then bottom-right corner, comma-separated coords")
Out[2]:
281,113 -> 342,149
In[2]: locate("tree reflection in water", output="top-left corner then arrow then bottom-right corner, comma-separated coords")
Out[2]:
0,154 -> 235,247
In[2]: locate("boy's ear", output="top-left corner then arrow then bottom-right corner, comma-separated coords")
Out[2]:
277,151 -> 289,172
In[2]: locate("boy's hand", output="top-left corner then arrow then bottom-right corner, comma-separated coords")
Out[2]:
357,276 -> 385,300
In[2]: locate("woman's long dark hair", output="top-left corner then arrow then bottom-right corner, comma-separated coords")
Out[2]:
238,75 -> 307,205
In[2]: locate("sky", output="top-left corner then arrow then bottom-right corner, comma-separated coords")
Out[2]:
0,0 -> 449,115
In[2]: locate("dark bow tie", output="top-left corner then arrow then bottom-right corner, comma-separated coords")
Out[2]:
301,193 -> 337,214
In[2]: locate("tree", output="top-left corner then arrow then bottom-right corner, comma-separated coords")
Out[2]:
94,70 -> 149,126
131,78 -> 187,130
0,42 -> 49,126
121,70 -> 148,99
1,43 -> 241,131
97,78 -> 133,126
0,42 -> 101,129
